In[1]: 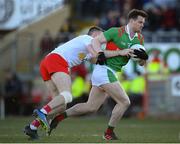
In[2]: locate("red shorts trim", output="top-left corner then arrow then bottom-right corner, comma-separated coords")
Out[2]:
40,53 -> 69,81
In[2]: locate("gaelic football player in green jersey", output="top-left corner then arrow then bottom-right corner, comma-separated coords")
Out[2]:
90,9 -> 148,140
47,9 -> 148,141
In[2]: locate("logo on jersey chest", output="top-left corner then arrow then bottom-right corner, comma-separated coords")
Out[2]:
78,53 -> 86,60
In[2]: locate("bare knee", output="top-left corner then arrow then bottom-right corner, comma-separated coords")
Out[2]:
117,97 -> 131,108
124,98 -> 131,108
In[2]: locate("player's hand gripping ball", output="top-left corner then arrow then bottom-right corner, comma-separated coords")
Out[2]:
130,44 -> 148,61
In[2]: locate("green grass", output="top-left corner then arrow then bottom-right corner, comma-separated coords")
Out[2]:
0,116 -> 180,143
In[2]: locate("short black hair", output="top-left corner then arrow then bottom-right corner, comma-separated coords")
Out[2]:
128,9 -> 148,21
87,26 -> 104,35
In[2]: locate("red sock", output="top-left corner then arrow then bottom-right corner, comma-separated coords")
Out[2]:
41,105 -> 52,114
106,126 -> 114,134
106,129 -> 113,134
31,119 -> 41,128
55,112 -> 67,122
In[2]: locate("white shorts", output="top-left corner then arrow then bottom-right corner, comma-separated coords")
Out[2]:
91,65 -> 118,86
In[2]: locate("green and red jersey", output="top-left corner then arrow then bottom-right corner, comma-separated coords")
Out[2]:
103,25 -> 144,72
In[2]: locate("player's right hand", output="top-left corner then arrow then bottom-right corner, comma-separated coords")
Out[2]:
96,52 -> 107,65
133,49 -> 149,60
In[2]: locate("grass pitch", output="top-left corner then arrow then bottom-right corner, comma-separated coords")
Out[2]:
0,116 -> 180,143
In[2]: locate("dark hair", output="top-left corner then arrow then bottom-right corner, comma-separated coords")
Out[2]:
128,9 -> 148,21
87,26 -> 104,35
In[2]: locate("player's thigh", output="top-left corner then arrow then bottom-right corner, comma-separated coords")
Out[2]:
100,81 -> 129,104
44,80 -> 59,98
51,72 -> 71,93
87,86 -> 107,109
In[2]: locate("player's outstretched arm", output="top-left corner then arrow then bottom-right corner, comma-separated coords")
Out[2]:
87,44 -> 97,58
103,49 -> 134,58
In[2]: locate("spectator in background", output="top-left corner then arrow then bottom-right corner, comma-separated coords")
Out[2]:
54,28 -> 70,48
160,5 -> 177,31
31,76 -> 51,107
147,49 -> 162,76
118,15 -> 127,26
102,0 -> 121,13
121,1 -> 133,17
147,49 -> 169,80
54,19 -> 76,47
144,0 -> 177,31
144,3 -> 162,31
175,0 -> 180,30
127,71 -> 145,117
39,30 -> 54,59
79,0 -> 103,17
4,70 -> 23,115
153,0 -> 176,9
120,72 -> 131,94
98,9 -> 120,30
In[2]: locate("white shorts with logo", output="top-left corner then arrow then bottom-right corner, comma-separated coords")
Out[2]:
91,65 -> 118,87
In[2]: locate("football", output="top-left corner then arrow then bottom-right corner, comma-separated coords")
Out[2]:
130,44 -> 146,61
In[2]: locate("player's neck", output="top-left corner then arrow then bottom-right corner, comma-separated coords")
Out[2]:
127,24 -> 135,39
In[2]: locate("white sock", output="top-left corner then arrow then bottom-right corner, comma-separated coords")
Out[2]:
30,124 -> 37,130
40,108 -> 47,114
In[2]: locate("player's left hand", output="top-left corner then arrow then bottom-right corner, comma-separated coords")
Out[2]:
119,49 -> 134,57
96,52 -> 107,65
133,48 -> 149,60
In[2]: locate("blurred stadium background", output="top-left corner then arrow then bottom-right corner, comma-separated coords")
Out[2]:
0,0 -> 180,142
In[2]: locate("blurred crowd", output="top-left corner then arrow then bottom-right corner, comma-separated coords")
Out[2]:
74,0 -> 179,31
38,18 -> 76,59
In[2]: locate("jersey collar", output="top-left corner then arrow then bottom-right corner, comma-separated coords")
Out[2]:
125,24 -> 138,41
